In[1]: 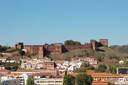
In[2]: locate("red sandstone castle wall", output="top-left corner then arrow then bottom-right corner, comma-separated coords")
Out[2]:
20,43 -> 94,57
16,39 -> 108,57
44,44 -> 62,54
24,45 -> 44,57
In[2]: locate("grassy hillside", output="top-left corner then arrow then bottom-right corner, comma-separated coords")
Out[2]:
51,49 -> 94,60
110,45 -> 128,55
52,45 -> 128,65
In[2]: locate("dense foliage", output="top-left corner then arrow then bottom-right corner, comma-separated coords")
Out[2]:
75,73 -> 93,85
17,49 -> 25,56
0,46 -> 10,52
27,77 -> 35,85
63,74 -> 75,85
63,72 -> 93,85
64,40 -> 81,45
96,64 -> 107,72
0,61 -> 20,71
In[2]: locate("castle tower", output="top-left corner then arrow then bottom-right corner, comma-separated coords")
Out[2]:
38,46 -> 44,59
15,42 -> 24,49
99,39 -> 108,47
90,40 -> 97,50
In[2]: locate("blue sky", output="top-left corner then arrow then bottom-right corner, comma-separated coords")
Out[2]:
0,0 -> 128,46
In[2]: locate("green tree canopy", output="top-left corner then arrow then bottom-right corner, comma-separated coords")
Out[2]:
75,73 -> 93,85
0,45 -> 10,52
96,64 -> 107,72
108,82 -> 115,85
17,49 -> 25,56
63,74 -> 75,85
109,65 -> 117,73
27,77 -> 35,85
64,40 -> 81,45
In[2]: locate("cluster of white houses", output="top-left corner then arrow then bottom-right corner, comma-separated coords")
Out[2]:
1,56 -> 128,85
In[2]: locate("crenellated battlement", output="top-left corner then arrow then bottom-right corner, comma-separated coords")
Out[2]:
15,39 -> 108,58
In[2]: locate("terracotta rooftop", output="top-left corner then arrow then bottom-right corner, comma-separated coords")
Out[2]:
87,70 -> 128,78
0,69 -> 10,72
92,81 -> 108,85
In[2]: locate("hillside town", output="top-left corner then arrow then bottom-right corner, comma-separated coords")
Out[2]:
1,0 -> 128,84
0,39 -> 128,85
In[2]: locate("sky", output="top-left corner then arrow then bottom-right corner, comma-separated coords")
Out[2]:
0,0 -> 128,46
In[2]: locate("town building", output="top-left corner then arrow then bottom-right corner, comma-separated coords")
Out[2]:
20,58 -> 55,70
1,76 -> 20,85
87,70 -> 128,85
34,78 -> 63,85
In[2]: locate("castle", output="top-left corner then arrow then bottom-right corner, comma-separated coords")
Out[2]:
15,39 -> 108,58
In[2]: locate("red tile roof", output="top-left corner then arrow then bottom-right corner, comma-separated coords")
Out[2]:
92,81 -> 108,85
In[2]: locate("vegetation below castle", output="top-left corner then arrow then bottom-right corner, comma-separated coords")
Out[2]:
63,72 -> 93,85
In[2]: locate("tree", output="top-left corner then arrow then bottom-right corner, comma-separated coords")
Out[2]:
96,64 -> 107,72
4,62 -> 20,71
96,56 -> 104,62
80,62 -> 90,68
74,62 -> 94,72
75,73 -> 93,85
18,49 -> 25,56
27,77 -> 35,85
64,40 -> 81,45
95,52 -> 105,62
109,65 -> 117,73
108,82 -> 115,85
63,74 -> 75,85
0,46 -> 10,52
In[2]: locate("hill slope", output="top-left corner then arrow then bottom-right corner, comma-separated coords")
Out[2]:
51,45 -> 128,64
